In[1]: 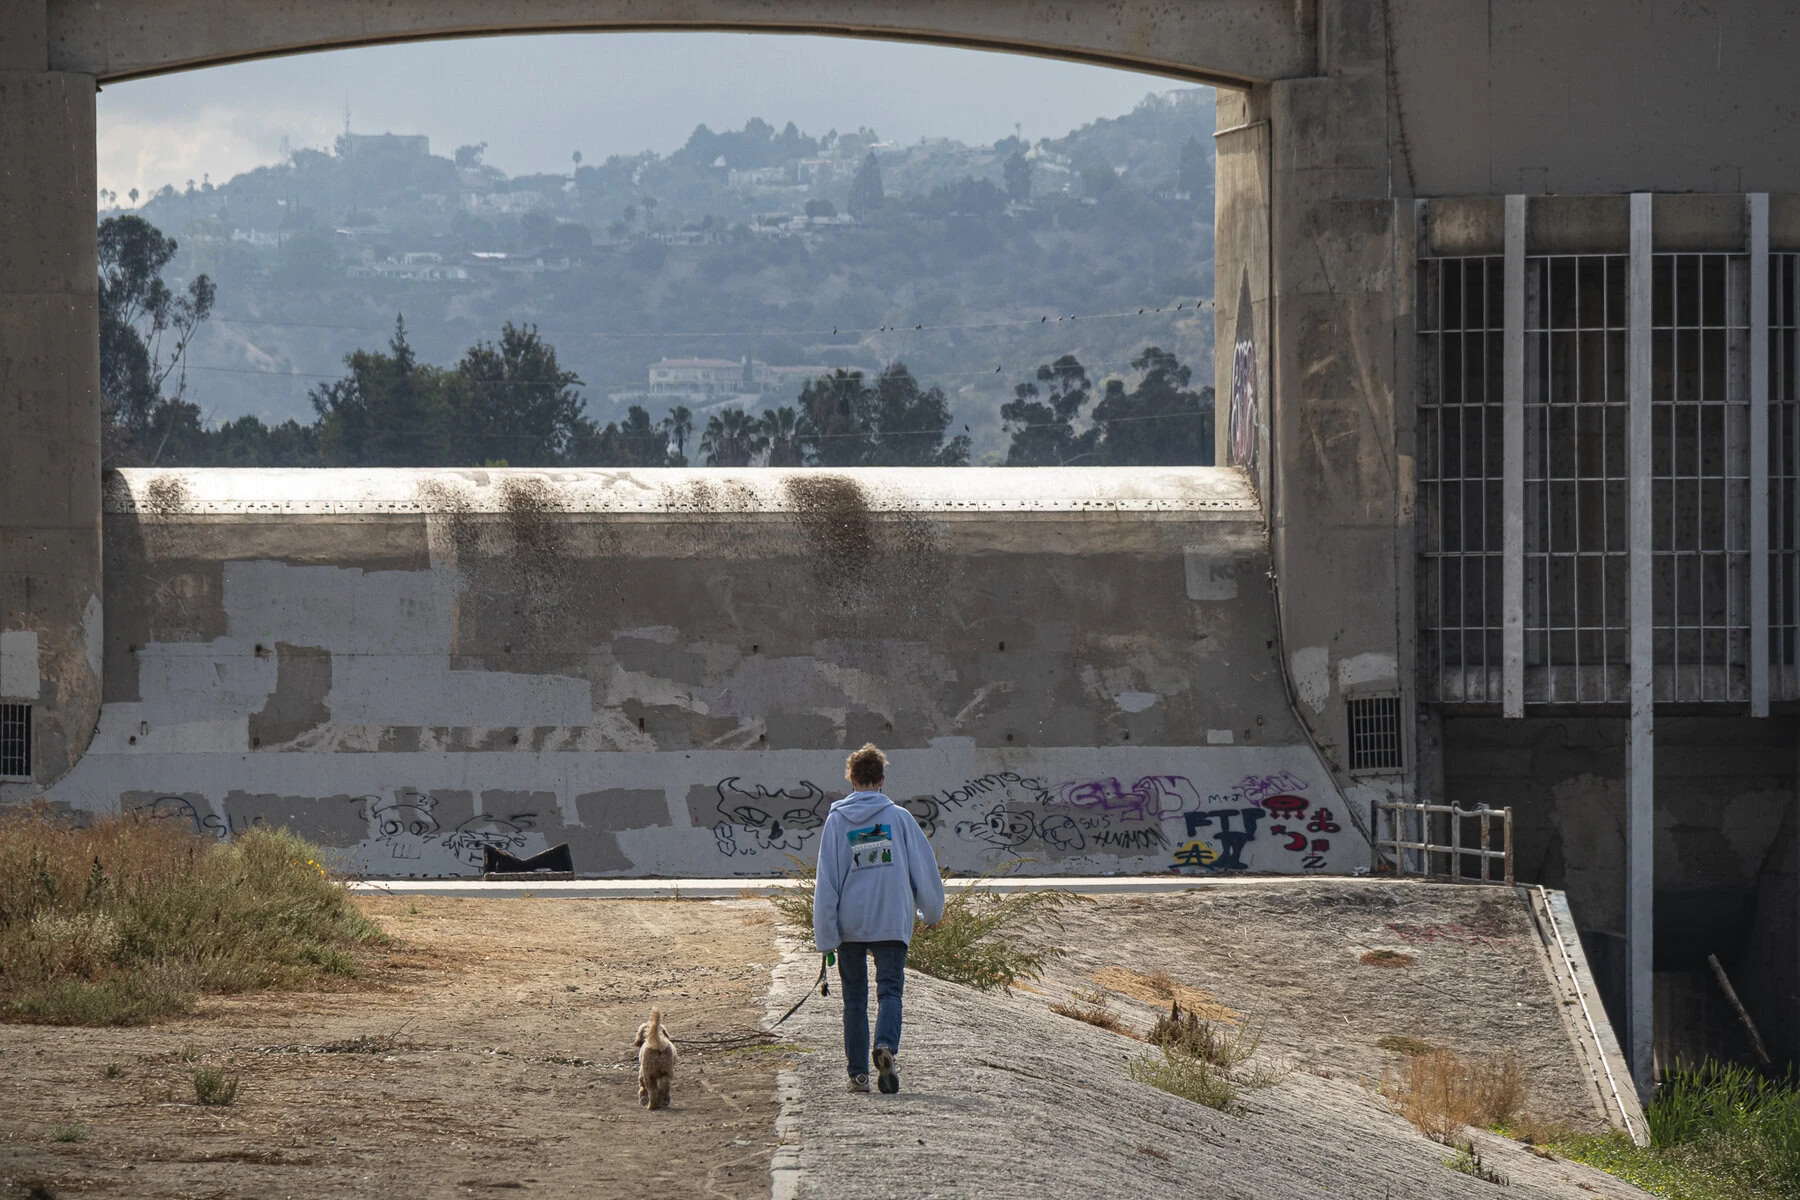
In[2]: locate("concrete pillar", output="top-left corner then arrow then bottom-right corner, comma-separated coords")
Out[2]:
1502,196 -> 1525,718
1625,192 -> 1655,1095
1257,0 -> 1406,820
0,0 -> 102,791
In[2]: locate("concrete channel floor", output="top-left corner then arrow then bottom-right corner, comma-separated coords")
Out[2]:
754,879 -> 1650,1200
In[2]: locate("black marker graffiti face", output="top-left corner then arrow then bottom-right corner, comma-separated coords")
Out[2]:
712,778 -> 832,855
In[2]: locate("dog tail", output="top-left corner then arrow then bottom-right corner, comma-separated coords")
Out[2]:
648,1007 -> 663,1038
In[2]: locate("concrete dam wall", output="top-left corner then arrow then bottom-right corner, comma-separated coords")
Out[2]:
29,466 -> 1366,877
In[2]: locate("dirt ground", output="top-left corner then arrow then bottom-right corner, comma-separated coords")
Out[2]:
0,897 -> 784,1200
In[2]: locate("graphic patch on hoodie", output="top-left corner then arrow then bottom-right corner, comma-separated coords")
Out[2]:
847,823 -> 895,870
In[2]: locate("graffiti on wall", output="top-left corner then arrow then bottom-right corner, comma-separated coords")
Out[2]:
134,790 -> 541,867
1228,271 -> 1259,469
355,792 -> 539,866
711,778 -> 832,857
138,795 -> 265,841
1163,772 -> 1340,873
109,757 -> 1363,877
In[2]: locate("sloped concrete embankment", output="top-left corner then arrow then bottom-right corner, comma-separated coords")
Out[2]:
765,881 -> 1650,1200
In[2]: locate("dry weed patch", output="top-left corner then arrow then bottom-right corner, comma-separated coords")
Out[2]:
0,808 -> 384,1024
1050,986 -> 1135,1037
1089,965 -> 1238,1023
1383,1047 -> 1528,1143
1360,949 -> 1416,968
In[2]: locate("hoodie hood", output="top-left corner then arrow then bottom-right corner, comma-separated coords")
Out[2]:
830,791 -> 896,822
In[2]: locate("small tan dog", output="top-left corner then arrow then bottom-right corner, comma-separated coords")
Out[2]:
634,1008 -> 676,1110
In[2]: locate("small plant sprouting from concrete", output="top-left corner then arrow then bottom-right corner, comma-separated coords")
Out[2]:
192,1067 -> 239,1106
1129,1000 -> 1280,1113
1050,986 -> 1134,1036
1444,1139 -> 1508,1185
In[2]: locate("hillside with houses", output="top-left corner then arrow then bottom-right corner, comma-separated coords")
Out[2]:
119,88 -> 1217,461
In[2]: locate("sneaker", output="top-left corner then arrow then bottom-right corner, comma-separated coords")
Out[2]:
847,1073 -> 871,1093
873,1047 -> 899,1095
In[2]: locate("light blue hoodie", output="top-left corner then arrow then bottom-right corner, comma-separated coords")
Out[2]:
812,791 -> 946,951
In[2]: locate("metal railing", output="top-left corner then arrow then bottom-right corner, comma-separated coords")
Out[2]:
1378,801 -> 1514,885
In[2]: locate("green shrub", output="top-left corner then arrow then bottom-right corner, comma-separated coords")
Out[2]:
1550,1061 -> 1800,1200
772,859 -> 1084,992
0,810 -> 385,1025
191,1067 -> 239,1106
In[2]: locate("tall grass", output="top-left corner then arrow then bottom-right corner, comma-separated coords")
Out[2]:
0,809 -> 384,1024
1553,1061 -> 1800,1200
770,860 -> 1084,992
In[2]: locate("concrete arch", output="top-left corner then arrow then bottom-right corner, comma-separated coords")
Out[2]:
48,0 -> 1313,86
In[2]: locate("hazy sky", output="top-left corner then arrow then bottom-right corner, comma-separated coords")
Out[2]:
97,32 -> 1186,199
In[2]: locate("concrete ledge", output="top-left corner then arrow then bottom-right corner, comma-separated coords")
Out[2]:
349,873 -> 1423,899
104,466 -> 1262,516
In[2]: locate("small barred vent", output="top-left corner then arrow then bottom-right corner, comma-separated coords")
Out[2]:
0,704 -> 30,778
1347,696 -> 1403,773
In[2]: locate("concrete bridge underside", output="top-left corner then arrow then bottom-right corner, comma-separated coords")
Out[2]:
44,0 -> 1309,85
5,0 -> 1800,1092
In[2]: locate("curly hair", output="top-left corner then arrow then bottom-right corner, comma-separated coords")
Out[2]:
845,743 -> 888,789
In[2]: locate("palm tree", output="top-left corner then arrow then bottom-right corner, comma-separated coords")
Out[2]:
700,407 -> 765,467
758,406 -> 810,467
662,405 -> 694,464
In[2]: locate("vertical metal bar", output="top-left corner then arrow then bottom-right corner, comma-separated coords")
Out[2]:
1504,199 -> 1527,716
1504,806 -> 1515,887
1480,809 -> 1491,882
1750,196 -> 1770,716
1626,192 -> 1657,1098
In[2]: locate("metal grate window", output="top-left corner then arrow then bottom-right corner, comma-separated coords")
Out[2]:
1524,255 -> 1632,703
1348,695 -> 1404,772
1417,257 -> 1505,703
1651,253 -> 1752,703
1772,254 -> 1800,700
0,704 -> 29,779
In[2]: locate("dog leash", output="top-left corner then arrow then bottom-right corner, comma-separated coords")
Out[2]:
771,953 -> 831,1027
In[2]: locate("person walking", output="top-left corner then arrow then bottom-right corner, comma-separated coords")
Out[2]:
812,743 -> 946,1095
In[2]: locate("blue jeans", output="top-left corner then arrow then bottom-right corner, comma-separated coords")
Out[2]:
836,940 -> 907,1076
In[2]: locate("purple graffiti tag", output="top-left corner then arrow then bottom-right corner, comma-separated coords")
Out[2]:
1236,771 -> 1310,805
1051,775 -> 1201,823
